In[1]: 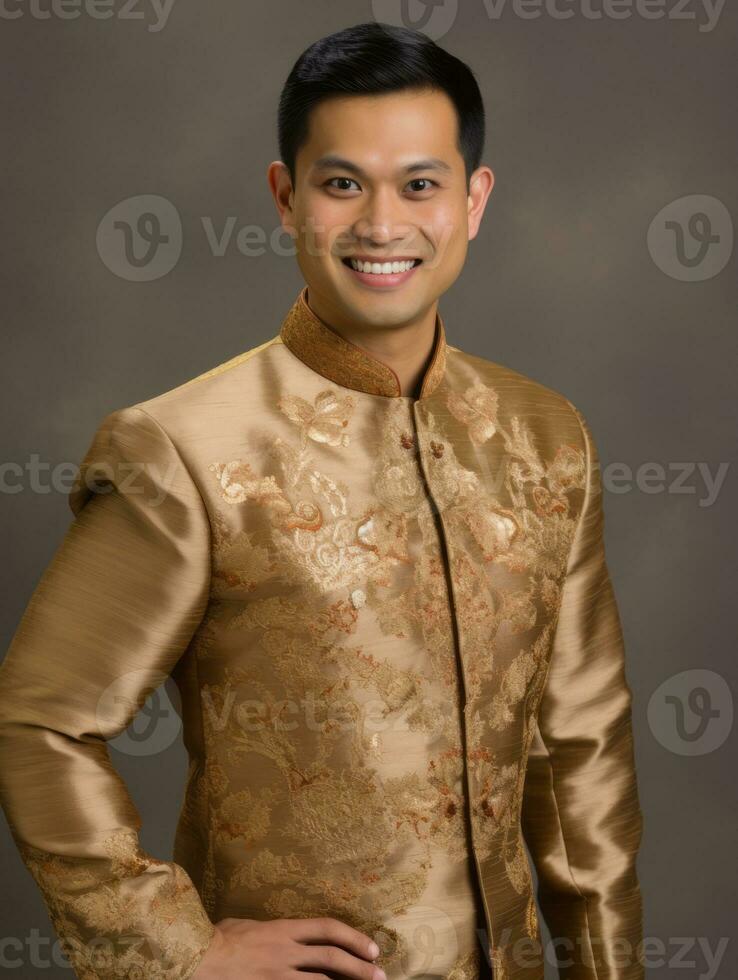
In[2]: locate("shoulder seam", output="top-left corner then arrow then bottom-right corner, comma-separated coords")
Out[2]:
146,335 -> 281,400
173,334 -> 280,391
453,347 -> 577,406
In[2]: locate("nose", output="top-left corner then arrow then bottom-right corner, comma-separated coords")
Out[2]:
351,186 -> 410,248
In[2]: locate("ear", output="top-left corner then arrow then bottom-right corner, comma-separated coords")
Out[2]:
467,165 -> 495,241
267,160 -> 297,239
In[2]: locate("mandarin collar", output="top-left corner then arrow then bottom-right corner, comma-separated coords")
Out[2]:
279,286 -> 447,400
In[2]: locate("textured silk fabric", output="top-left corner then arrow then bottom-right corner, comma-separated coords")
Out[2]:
0,287 -> 644,980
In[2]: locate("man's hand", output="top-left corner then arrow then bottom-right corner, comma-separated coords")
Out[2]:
191,916 -> 386,980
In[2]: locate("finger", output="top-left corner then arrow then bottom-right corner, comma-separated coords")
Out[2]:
294,943 -> 385,980
287,917 -> 380,962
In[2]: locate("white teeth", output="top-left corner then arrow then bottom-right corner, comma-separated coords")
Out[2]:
349,258 -> 417,274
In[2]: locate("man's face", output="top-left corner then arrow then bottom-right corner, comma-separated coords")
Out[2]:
273,87 -> 493,330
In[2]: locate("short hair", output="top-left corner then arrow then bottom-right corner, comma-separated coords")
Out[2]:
277,22 -> 486,189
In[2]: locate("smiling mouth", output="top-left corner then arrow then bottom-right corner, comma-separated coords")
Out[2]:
341,257 -> 423,275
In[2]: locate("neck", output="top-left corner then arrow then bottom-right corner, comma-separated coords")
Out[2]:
304,287 -> 439,399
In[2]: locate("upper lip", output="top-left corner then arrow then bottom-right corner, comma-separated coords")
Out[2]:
343,255 -> 421,263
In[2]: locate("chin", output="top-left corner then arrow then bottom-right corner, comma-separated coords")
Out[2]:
351,298 -> 423,327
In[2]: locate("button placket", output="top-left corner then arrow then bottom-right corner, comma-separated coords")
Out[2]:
411,399 -> 497,976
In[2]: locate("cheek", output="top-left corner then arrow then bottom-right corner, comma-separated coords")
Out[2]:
422,202 -> 467,256
295,195 -> 349,260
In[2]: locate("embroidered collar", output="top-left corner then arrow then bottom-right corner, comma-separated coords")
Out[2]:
279,286 -> 447,399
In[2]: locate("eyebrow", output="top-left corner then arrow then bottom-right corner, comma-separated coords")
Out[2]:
311,155 -> 453,179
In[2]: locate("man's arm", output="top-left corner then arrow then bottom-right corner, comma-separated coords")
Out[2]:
0,406 -> 215,979
521,403 -> 644,980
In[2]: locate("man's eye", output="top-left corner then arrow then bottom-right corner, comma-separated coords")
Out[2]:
327,177 -> 360,191
407,178 -> 437,192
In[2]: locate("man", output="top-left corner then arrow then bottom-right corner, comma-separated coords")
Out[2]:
0,21 -> 644,980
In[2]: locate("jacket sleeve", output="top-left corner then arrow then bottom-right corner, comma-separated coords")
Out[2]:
0,406 -> 215,980
521,403 -> 644,980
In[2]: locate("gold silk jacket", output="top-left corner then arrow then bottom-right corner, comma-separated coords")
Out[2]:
0,287 -> 644,980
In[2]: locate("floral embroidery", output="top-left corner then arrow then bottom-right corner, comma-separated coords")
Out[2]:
197,392 -> 492,970
16,831 -> 213,979
447,381 -> 499,445
195,377 -> 585,976
277,388 -> 355,447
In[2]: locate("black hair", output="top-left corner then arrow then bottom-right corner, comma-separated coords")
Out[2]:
277,22 -> 485,189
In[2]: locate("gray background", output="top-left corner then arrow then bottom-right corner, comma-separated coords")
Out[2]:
1,1 -> 736,977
